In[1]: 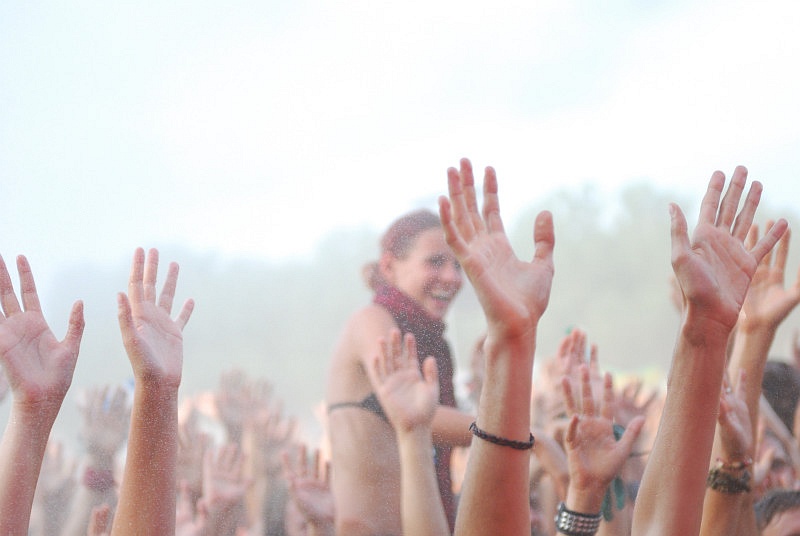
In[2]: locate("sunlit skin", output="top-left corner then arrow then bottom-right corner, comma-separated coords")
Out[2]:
381,228 -> 463,320
326,224 -> 472,536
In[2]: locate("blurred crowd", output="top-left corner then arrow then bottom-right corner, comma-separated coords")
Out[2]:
2,160 -> 800,535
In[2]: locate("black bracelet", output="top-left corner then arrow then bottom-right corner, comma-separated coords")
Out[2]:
706,466 -> 751,494
469,422 -> 535,450
554,501 -> 602,536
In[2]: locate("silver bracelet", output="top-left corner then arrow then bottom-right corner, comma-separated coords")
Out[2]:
554,501 -> 602,536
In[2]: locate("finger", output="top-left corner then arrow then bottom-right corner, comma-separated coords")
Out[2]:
388,329 -> 402,374
562,376 -> 578,416
717,166 -> 747,230
439,196 -> 468,260
565,414 -> 580,446
143,248 -> 159,303
402,332 -> 418,373
421,356 -> 439,396
589,344 -> 600,377
175,299 -> 195,331
698,171 -> 726,225
759,221 -> 774,273
117,293 -> 135,349
158,262 -> 179,314
0,254 -> 21,317
732,179 -> 763,242
280,450 -> 294,479
16,255 -> 41,312
127,248 -> 146,305
482,166 -> 505,235
556,333 -> 571,360
751,219 -> 788,265
580,365 -> 596,416
313,448 -> 322,481
460,159 -> 485,234
574,329 -> 586,364
532,211 -> 555,266
618,416 -> 646,455
601,372 -> 614,421
669,203 -> 692,268
773,225 -> 790,283
446,161 -> 476,241
63,300 -> 85,354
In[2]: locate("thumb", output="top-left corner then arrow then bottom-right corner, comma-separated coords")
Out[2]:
669,203 -> 691,269
617,416 -> 646,456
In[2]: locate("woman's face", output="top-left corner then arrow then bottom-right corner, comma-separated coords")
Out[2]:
384,228 -> 463,319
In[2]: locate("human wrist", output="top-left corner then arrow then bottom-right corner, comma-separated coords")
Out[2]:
396,424 -> 434,445
134,380 -> 180,403
565,482 -> 607,515
484,329 -> 536,363
11,398 -> 62,429
679,312 -> 732,349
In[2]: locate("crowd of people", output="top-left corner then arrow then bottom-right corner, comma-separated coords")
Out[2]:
2,159 -> 800,535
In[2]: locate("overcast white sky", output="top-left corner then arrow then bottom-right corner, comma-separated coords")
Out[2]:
2,0 -> 800,295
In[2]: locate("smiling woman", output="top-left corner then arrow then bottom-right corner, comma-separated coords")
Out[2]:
325,209 -> 475,535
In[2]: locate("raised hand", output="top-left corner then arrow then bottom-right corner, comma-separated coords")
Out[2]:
738,223 -> 800,333
282,444 -> 335,534
117,248 -> 194,388
669,167 -> 787,337
0,254 -> 84,535
439,158 -> 554,342
0,254 -> 84,415
366,329 -> 439,434
78,385 -> 130,463
216,369 -> 274,442
175,481 -> 206,536
202,444 -> 249,515
112,247 -> 195,535
614,378 -> 659,430
562,366 -> 644,504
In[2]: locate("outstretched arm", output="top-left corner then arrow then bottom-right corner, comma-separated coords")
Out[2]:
367,329 -> 449,536
632,167 -> 787,536
0,254 -> 84,534
729,224 -> 800,440
283,444 -> 335,536
441,159 -> 555,536
112,248 -> 194,535
700,370 -> 758,536
561,367 -> 644,536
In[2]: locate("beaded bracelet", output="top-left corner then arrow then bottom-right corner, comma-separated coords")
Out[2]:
468,422 -> 535,450
554,501 -> 602,536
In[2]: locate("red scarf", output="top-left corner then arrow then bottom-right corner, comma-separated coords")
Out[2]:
374,283 -> 458,528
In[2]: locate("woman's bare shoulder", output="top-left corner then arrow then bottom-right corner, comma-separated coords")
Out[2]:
334,304 -> 397,363
344,303 -> 396,337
